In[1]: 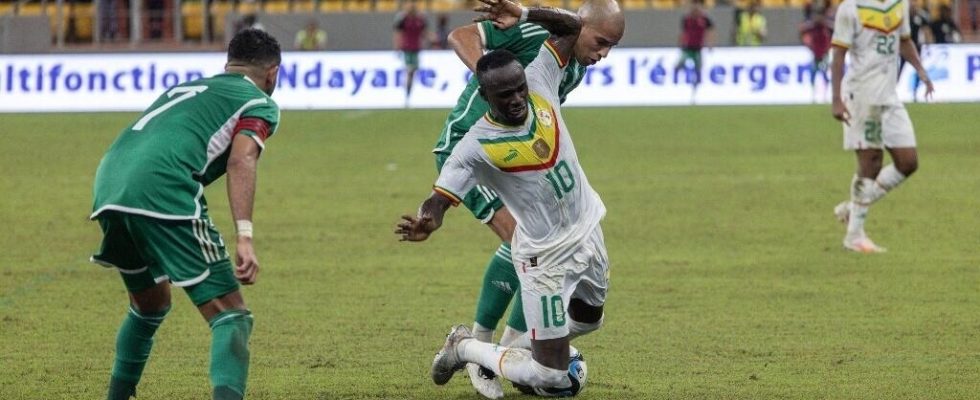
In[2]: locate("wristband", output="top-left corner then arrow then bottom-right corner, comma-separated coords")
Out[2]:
519,6 -> 529,23
236,220 -> 253,238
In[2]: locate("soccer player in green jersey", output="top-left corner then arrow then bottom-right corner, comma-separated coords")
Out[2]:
430,0 -> 624,396
89,29 -> 281,400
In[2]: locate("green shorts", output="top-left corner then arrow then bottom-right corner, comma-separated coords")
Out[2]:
403,51 -> 420,69
435,151 -> 504,223
678,48 -> 703,70
90,210 -> 239,306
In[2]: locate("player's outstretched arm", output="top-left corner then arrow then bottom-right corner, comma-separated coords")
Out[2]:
474,0 -> 581,37
448,24 -> 484,72
396,194 -> 453,242
227,133 -> 262,284
898,38 -> 934,100
830,45 -> 850,126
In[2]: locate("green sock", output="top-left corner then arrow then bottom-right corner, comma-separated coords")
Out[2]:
106,377 -> 137,400
108,305 -> 169,400
474,243 -> 520,330
209,309 -> 253,400
506,289 -> 527,332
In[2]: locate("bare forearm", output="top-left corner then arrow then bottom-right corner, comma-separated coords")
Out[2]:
419,193 -> 452,230
449,25 -> 483,72
899,39 -> 927,76
227,154 -> 258,223
831,47 -> 846,101
526,6 -> 582,38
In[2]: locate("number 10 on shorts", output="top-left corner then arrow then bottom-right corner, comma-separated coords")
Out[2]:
540,295 -> 566,328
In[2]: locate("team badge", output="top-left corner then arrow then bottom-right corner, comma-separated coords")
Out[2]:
536,108 -> 553,127
532,139 -> 550,159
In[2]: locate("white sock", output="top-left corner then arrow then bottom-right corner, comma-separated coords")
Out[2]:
846,202 -> 869,238
472,322 -> 494,343
868,164 -> 906,203
457,339 -> 569,388
499,326 -> 527,348
567,315 -> 603,340
458,339 -> 508,375
847,178 -> 873,237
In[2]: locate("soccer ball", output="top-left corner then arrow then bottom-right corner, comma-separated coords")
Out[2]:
514,346 -> 588,397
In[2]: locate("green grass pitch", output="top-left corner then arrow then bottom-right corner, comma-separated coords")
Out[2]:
1,104 -> 978,399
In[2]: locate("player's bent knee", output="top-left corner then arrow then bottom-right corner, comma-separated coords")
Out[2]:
197,290 -> 248,322
130,282 -> 172,314
567,298 -> 603,323
897,159 -> 918,176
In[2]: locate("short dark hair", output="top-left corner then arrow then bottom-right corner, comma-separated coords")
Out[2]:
476,50 -> 519,83
228,29 -> 281,67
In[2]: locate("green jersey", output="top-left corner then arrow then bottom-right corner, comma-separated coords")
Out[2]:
431,21 -> 588,156
91,73 -> 280,220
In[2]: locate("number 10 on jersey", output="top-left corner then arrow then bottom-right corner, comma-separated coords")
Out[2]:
545,160 -> 576,199
540,295 -> 566,328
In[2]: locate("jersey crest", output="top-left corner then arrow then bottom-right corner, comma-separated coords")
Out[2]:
858,0 -> 904,33
479,92 -> 560,172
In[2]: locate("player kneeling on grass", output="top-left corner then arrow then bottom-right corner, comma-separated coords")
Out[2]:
89,29 -> 281,400
436,0 -> 624,397
397,5 -> 613,393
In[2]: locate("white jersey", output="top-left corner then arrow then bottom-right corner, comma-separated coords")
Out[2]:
832,0 -> 911,104
435,43 -> 606,266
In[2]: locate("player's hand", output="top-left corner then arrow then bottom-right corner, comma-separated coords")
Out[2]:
473,0 -> 523,30
395,214 -> 439,242
921,77 -> 935,101
234,237 -> 259,285
832,99 -> 850,126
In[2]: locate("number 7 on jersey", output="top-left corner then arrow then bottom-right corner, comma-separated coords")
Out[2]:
133,85 -> 209,131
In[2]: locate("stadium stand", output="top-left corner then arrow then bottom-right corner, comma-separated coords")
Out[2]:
0,0 -> 970,49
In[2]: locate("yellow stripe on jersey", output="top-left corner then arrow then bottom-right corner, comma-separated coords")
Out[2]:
544,39 -> 569,68
831,40 -> 851,49
479,92 -> 560,173
857,1 -> 904,34
433,186 -> 462,205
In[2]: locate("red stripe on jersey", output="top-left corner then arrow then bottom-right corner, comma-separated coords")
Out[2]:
544,39 -> 570,68
234,117 -> 271,141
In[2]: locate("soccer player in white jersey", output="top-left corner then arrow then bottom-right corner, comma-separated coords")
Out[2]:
830,0 -> 933,253
446,1 -> 624,397
396,4 -> 620,389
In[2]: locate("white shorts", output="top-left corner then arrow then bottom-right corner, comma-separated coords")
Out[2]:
514,225 -> 609,341
842,98 -> 916,150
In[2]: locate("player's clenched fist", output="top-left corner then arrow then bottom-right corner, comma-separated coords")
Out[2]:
473,0 -> 524,30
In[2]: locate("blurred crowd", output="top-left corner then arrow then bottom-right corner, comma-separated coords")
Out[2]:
0,0 -> 975,48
